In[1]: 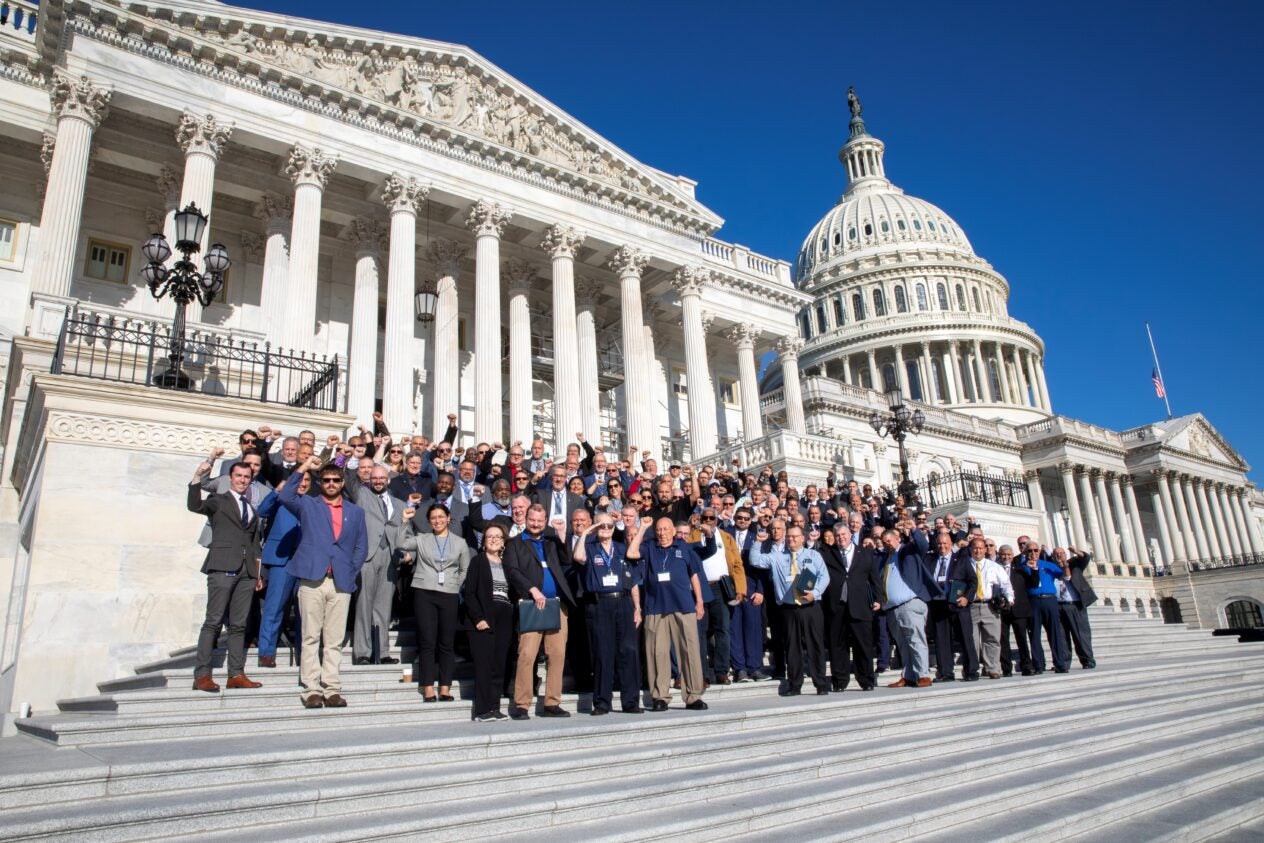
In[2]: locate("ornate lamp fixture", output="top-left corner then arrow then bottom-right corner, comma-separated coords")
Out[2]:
868,384 -> 925,503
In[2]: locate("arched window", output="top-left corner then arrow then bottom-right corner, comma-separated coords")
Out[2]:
972,288 -> 982,312
881,363 -> 896,391
988,359 -> 1003,402
816,304 -> 828,334
833,231 -> 841,247
897,218 -> 906,231
873,288 -> 887,317
852,292 -> 866,321
907,360 -> 923,402
848,227 -> 857,241
1226,599 -> 1264,628
913,218 -> 922,231
833,297 -> 846,325
916,283 -> 928,311
894,285 -> 908,313
936,282 -> 949,310
864,222 -> 873,236
881,220 -> 890,233
955,284 -> 967,311
931,358 -> 946,401
819,236 -> 828,256
928,220 -> 937,232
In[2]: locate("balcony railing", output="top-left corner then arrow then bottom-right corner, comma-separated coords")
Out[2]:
921,470 -> 1032,510
51,307 -> 342,412
1188,553 -> 1264,572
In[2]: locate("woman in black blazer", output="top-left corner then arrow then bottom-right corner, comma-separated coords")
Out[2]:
463,523 -> 515,722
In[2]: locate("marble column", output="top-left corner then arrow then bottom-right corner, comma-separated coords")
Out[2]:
1167,473 -> 1200,561
942,343 -> 960,403
1180,476 -> 1211,560
467,200 -> 513,443
671,266 -> 717,456
919,341 -> 933,402
1154,470 -> 1184,562
1106,474 -> 1135,564
1078,468 -> 1107,557
1058,463 -> 1088,549
381,174 -> 428,433
866,349 -> 879,392
1011,346 -> 1031,407
31,74 -> 111,299
1193,480 -> 1223,558
893,344 -> 910,398
1024,470 -> 1049,544
728,324 -> 763,441
575,279 -> 602,445
1217,485 -> 1246,557
429,238 -> 466,437
1209,484 -> 1240,557
643,300 -> 664,458
345,217 -> 386,427
541,225 -> 585,455
1149,488 -> 1175,568
1034,355 -> 1053,412
608,246 -> 652,453
1227,488 -> 1254,555
504,260 -> 535,446
1092,469 -> 1119,561
174,111 -> 233,324
254,193 -> 292,348
281,144 -> 336,352
1235,490 -> 1264,553
1121,476 -> 1149,566
777,336 -> 807,435
971,340 -> 989,402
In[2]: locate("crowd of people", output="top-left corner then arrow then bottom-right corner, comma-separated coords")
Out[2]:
187,415 -> 1098,720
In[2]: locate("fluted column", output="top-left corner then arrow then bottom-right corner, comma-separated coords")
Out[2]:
1180,476 -> 1211,560
671,267 -> 717,456
175,112 -> 232,324
1193,480 -> 1222,558
380,174 -> 428,432
728,324 -> 763,440
429,238 -> 466,437
1235,490 -> 1264,553
971,340 -> 989,402
32,74 -> 111,299
1153,471 -> 1183,562
1034,355 -> 1053,412
1121,476 -> 1149,565
1227,488 -> 1254,555
1168,473 -> 1199,561
643,300 -> 664,458
1106,474 -> 1135,564
282,144 -> 336,352
995,344 -> 1015,403
1091,469 -> 1119,561
1059,463 -> 1088,548
1078,468 -> 1107,556
254,193 -> 292,348
1209,484 -> 1240,557
575,278 -> 602,445
466,200 -> 513,443
1149,488 -> 1174,568
942,343 -> 960,403
342,218 -> 384,427
1010,346 -> 1031,407
1217,486 -> 1245,556
777,336 -> 807,435
919,341 -> 933,401
1024,470 -> 1049,544
541,225 -> 585,454
893,344 -> 910,398
608,247 -> 652,452
504,260 -> 535,446
866,349 -> 879,391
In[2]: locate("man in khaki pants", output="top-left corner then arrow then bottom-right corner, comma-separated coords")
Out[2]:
278,457 -> 368,708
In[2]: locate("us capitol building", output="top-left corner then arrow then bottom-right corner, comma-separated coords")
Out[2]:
0,0 -> 1259,718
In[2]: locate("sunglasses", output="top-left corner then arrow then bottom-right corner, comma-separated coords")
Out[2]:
241,438 -> 257,444
320,477 -> 344,485
389,449 -> 403,454
597,524 -> 615,530
702,516 -> 718,522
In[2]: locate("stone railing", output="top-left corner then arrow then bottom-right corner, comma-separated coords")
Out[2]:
1188,553 -> 1264,573
694,429 -> 852,473
700,238 -> 791,285
798,375 -> 1013,441
0,0 -> 38,42
803,308 -> 1041,346
1015,415 -> 1123,447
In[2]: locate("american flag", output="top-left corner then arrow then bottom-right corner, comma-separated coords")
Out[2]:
1152,368 -> 1166,399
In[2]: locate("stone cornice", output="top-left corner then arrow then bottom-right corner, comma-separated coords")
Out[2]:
805,258 -> 1010,297
802,318 -> 1044,363
709,270 -> 812,309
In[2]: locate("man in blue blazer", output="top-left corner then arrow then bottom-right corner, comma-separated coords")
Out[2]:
254,470 -> 310,668
279,457 -> 368,709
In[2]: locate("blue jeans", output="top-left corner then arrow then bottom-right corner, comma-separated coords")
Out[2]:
729,599 -> 764,673
257,565 -> 300,658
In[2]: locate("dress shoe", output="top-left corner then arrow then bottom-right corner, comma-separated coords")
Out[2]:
192,675 -> 220,693
860,685 -> 876,692
715,675 -> 732,686
540,705 -> 571,718
257,656 -> 277,669
779,688 -> 801,697
1021,669 -> 1035,677
590,706 -> 610,716
987,672 -> 1001,680
379,656 -> 399,665
886,678 -> 910,688
915,677 -> 933,688
815,688 -> 830,696
1002,670 -> 1013,677
422,695 -> 438,703
302,694 -> 324,708
509,707 -> 530,720
438,694 -> 455,702
621,706 -> 645,714
1083,662 -> 1096,669
672,678 -> 681,690
226,674 -> 262,689
933,676 -> 955,683
353,657 -> 372,666
1054,667 -> 1069,674
324,694 -> 347,708
685,700 -> 708,711
963,675 -> 979,682
651,699 -> 669,712
831,681 -> 848,692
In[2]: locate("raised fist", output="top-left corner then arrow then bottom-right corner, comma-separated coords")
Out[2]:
447,413 -> 457,423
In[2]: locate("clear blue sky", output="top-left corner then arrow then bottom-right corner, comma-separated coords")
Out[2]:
256,0 -> 1263,479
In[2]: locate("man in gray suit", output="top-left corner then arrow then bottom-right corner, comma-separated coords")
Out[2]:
199,450 -> 271,547
346,463 -> 407,664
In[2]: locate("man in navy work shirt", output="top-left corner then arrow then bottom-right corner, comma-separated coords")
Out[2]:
573,514 -> 645,715
751,525 -> 831,696
636,516 -> 708,712
1022,543 -> 1070,673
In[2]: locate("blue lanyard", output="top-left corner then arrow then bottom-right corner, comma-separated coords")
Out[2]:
435,534 -> 450,570
652,544 -> 672,573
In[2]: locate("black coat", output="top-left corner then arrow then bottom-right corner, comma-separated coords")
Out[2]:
1003,564 -> 1033,619
504,531 -> 576,608
923,550 -> 979,605
1065,552 -> 1098,607
820,543 -> 881,619
186,485 -> 262,576
463,553 -> 511,630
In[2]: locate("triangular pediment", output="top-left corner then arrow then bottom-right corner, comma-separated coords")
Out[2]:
70,0 -> 723,233
1156,414 -> 1248,470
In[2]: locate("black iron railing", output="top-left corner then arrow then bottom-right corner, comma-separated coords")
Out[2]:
1188,553 -> 1264,572
921,470 -> 1031,510
51,307 -> 341,412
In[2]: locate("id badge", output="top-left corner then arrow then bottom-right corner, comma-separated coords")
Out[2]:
602,574 -> 619,588
657,571 -> 671,583
437,570 -> 446,586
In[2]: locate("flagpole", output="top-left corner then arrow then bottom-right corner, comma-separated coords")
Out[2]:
1146,321 -> 1173,420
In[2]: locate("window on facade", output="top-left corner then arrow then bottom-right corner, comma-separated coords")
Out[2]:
458,317 -> 468,350
913,218 -> 922,231
881,363 -> 896,391
800,313 -> 811,339
719,378 -> 740,407
881,220 -> 890,233
863,223 -> 873,236
1226,600 -> 1264,629
819,237 -> 827,255
0,219 -> 16,263
972,288 -> 982,312
873,288 -> 887,317
916,283 -> 928,311
928,220 -> 936,231
907,360 -> 923,402
816,304 -> 828,333
833,232 -> 841,246
852,292 -> 866,321
897,218 -> 906,231
833,297 -> 845,325
85,239 -> 130,284
936,282 -> 949,310
931,359 -> 945,401
673,368 -> 688,396
955,284 -> 967,311
988,359 -> 1003,401
894,285 -> 908,313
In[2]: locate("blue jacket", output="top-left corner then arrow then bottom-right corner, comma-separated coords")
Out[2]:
278,470 -> 369,593
877,543 -> 939,604
257,490 -> 301,568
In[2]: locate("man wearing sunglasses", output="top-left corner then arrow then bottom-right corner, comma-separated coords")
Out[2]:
1021,542 -> 1070,674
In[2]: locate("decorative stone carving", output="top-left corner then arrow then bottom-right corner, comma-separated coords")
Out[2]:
428,238 -> 467,276
253,192 -> 293,228
726,323 -> 760,349
346,217 -> 386,254
175,111 -> 233,159
49,73 -> 111,128
775,335 -> 805,359
156,165 -> 182,203
575,278 -> 601,310
143,208 -> 166,233
285,144 -> 337,188
40,133 -> 55,176
465,199 -> 512,237
380,172 -> 428,213
540,224 -> 584,259
699,310 -> 716,334
607,245 -> 648,277
670,266 -> 710,298
238,230 -> 264,262
503,258 -> 535,292
45,411 -> 238,455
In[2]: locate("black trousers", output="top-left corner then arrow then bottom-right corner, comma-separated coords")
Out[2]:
567,596 -> 594,693
1000,614 -> 1032,675
823,601 -> 875,690
784,602 -> 827,691
196,570 -> 255,678
929,599 -> 978,679
413,589 -> 459,687
767,601 -> 787,677
587,595 -> 641,711
469,600 -> 513,716
1059,601 -> 1096,667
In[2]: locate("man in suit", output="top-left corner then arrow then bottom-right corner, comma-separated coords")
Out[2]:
255,471 -> 308,669
821,524 -> 882,692
688,509 -> 747,686
877,528 -> 938,688
724,507 -> 767,682
198,450 -> 271,547
996,544 -> 1034,676
389,451 -> 437,506
345,464 -> 407,665
504,503 -> 577,719
531,465 -> 586,526
470,491 -> 530,539
1055,545 -> 1097,669
750,524 -> 830,696
408,471 -> 474,547
258,435 -> 300,488
279,458 -> 369,709
187,453 -> 264,692
925,531 -> 980,682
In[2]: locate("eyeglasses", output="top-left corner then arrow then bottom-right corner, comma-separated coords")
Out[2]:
1025,548 -> 1040,555
320,477 -> 344,485
702,515 -> 718,522
388,448 -> 403,454
597,524 -> 614,530
241,438 -> 257,445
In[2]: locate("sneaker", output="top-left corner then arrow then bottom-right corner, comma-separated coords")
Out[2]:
474,711 -> 503,723
540,705 -> 571,718
509,707 -> 530,721
750,670 -> 774,682
733,670 -> 751,683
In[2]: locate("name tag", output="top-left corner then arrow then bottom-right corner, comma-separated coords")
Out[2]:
436,570 -> 446,586
602,574 -> 619,588
657,571 -> 672,582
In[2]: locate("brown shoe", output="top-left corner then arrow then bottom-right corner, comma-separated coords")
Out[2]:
886,678 -> 909,688
916,677 -> 934,688
226,674 -> 262,689
303,694 -> 324,709
257,656 -> 277,668
324,694 -> 347,708
192,675 -> 220,693
987,672 -> 1001,680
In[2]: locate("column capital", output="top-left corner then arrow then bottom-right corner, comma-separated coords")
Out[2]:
380,172 -> 429,214
699,310 -> 717,334
504,258 -> 535,293
776,335 -> 804,360
644,299 -> 664,324
1057,461 -> 1076,476
238,230 -> 264,263
40,133 -> 55,176
49,73 -> 111,128
670,265 -> 710,298
726,323 -> 760,350
1089,467 -> 1104,480
465,199 -> 512,237
949,339 -> 961,351
1119,473 -> 1134,487
1151,468 -> 1169,481
253,192 -> 293,229
347,216 -> 387,255
175,111 -> 233,159
285,144 -> 337,188
540,224 -> 585,258
156,165 -> 182,204
428,237 -> 467,276
607,245 -> 649,277
575,277 -> 601,310
1023,469 -> 1041,482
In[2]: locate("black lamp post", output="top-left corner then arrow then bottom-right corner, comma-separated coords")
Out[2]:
868,385 -> 925,503
415,278 -> 438,323
139,202 -> 229,389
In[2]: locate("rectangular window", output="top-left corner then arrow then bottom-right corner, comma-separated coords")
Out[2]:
719,378 -> 740,407
0,219 -> 17,263
672,368 -> 688,396
85,239 -> 131,284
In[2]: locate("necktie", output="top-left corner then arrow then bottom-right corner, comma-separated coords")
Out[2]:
239,496 -> 250,528
936,556 -> 948,583
553,491 -> 562,518
790,551 -> 801,605
976,561 -> 985,600
380,494 -> 389,520
881,554 -> 890,604
841,548 -> 851,603
510,523 -> 523,538
462,482 -> 472,502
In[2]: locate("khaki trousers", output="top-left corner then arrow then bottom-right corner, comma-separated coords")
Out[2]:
645,611 -> 705,704
297,577 -> 350,698
971,601 -> 1003,675
513,604 -> 568,709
